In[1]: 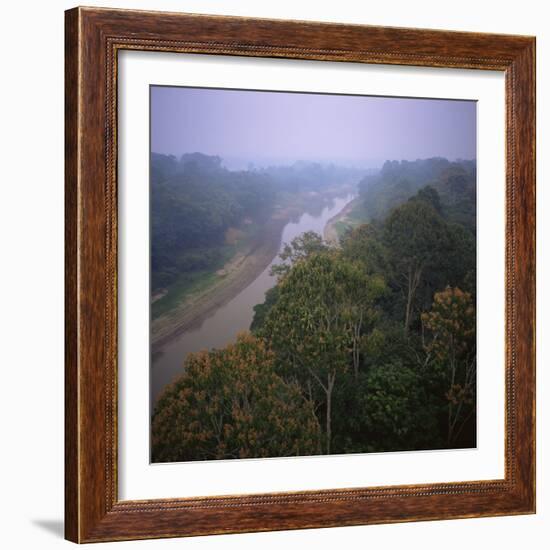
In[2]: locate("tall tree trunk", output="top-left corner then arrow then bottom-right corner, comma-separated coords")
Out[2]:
404,290 -> 413,335
325,372 -> 336,454
404,265 -> 422,334
352,312 -> 363,380
447,351 -> 457,446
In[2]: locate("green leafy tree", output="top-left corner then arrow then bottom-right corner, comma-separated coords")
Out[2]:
270,231 -> 328,278
439,223 -> 476,292
262,251 -> 385,453
351,362 -> 441,452
152,333 -> 321,462
383,200 -> 449,333
250,286 -> 279,333
341,223 -> 388,276
330,317 -> 442,453
411,185 -> 443,215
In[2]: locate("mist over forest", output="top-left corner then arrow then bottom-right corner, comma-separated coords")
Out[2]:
151,151 -> 477,461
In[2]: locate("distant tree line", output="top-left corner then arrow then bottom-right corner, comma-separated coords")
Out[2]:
259,160 -> 366,193
358,157 -> 476,233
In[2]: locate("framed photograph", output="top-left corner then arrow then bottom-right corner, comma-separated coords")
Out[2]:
65,6 -> 536,543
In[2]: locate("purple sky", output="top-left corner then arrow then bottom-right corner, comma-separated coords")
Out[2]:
151,86 -> 476,168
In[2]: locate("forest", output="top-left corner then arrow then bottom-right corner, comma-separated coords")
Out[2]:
151,157 -> 477,462
151,153 -> 275,292
151,153 -> 363,307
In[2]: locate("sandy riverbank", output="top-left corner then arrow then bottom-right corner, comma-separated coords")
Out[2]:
151,216 -> 287,352
323,195 -> 359,245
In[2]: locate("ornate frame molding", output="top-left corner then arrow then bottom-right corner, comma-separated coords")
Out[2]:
65,7 -> 535,542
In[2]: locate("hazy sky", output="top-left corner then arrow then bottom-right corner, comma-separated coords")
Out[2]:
151,86 -> 476,167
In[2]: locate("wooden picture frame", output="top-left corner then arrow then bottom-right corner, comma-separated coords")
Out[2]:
65,6 -> 536,543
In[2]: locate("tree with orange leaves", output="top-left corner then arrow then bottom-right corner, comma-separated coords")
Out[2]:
151,332 -> 321,462
422,287 -> 476,447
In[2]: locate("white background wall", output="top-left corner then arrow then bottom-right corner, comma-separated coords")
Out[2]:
0,1 -> 546,548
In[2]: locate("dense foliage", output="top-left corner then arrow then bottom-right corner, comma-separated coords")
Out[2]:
152,157 -> 477,461
261,251 -> 386,453
151,153 -> 275,291
152,333 -> 321,462
358,157 -> 476,233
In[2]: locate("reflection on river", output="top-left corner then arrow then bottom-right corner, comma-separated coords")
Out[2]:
151,193 -> 355,402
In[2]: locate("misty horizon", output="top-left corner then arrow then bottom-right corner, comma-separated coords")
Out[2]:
151,86 -> 476,169
151,150 -> 475,172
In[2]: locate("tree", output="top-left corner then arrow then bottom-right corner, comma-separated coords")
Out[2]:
353,361 -> 441,452
270,231 -> 327,278
439,223 -> 476,292
250,286 -> 279,333
383,200 -> 449,334
421,287 -> 476,447
411,185 -> 443,215
262,251 -> 385,453
341,223 -> 388,276
151,333 -> 321,462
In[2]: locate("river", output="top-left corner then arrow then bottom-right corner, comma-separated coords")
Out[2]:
151,192 -> 355,402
